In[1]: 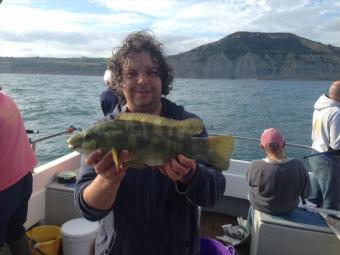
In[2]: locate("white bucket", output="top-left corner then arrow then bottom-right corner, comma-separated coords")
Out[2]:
61,218 -> 99,255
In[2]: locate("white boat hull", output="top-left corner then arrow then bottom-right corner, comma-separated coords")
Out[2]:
26,152 -> 250,228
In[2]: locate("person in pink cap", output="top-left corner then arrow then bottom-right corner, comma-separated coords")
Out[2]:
246,128 -> 310,226
0,91 -> 37,255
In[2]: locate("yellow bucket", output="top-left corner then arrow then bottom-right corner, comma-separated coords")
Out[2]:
26,225 -> 61,255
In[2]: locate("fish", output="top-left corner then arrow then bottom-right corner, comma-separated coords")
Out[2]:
67,113 -> 234,170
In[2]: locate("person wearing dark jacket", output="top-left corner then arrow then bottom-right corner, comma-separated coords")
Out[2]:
100,69 -> 118,116
74,31 -> 226,255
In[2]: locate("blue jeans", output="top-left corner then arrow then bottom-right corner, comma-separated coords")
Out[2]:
308,151 -> 340,210
247,206 -> 254,229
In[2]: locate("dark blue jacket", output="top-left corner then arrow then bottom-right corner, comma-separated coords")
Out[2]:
100,88 -> 118,116
74,98 -> 226,255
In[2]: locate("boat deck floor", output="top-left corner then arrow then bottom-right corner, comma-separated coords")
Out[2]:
199,211 -> 237,237
199,211 -> 249,255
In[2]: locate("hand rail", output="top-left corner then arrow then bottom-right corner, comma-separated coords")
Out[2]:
231,135 -> 312,150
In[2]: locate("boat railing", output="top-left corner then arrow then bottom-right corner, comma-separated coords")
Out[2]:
231,135 -> 312,150
27,128 -> 319,165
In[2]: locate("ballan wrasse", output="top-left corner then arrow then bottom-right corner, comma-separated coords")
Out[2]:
67,113 -> 234,170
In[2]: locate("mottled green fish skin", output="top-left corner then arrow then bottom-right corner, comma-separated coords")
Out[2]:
68,118 -> 233,170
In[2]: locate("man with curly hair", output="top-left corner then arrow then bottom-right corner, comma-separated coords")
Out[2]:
74,31 -> 226,255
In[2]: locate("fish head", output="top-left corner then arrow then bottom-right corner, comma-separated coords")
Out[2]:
67,130 -> 98,154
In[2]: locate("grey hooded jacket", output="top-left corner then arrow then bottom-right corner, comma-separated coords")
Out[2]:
312,94 -> 340,152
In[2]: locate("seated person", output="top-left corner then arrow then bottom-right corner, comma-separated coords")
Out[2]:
246,128 -> 311,226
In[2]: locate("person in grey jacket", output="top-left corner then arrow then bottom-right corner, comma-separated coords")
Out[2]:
309,80 -> 340,210
74,31 -> 226,255
246,128 -> 310,225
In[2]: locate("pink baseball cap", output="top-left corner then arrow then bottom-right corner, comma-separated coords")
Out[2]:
260,128 -> 285,148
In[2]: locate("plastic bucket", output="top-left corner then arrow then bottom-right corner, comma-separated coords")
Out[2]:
200,237 -> 235,255
26,225 -> 61,255
61,218 -> 98,255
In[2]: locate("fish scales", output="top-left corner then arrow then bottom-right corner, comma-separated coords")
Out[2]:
67,113 -> 234,170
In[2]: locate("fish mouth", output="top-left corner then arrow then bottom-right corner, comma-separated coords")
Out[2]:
67,138 -> 75,149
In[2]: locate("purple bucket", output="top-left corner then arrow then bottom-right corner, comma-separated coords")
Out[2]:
200,237 -> 235,255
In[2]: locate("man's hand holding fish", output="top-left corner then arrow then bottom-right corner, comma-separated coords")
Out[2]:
85,149 -> 129,184
159,154 -> 197,186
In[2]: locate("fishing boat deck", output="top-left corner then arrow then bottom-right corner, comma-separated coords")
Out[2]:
199,211 -> 249,255
199,211 -> 237,237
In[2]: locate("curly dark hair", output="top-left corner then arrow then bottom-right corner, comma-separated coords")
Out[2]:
108,31 -> 174,101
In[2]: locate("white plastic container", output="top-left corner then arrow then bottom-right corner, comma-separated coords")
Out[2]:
61,218 -> 99,255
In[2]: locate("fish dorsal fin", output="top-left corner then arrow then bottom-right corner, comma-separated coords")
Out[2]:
117,112 -> 203,135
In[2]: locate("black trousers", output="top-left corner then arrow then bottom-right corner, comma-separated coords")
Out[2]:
0,172 -> 32,245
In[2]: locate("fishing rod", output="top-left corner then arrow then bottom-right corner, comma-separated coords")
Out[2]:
259,93 -> 278,128
303,151 -> 329,159
303,150 -> 340,159
29,125 -> 82,152
26,129 -> 39,134
313,207 -> 340,217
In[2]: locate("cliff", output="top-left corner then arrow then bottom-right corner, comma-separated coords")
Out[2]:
0,57 -> 106,76
1,32 -> 340,80
167,31 -> 340,80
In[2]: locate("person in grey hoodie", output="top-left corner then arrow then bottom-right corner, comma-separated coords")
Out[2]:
309,80 -> 340,210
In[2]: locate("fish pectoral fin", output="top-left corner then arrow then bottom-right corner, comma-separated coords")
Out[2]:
111,148 -> 120,169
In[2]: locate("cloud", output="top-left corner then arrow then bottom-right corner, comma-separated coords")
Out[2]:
91,0 -> 185,18
326,18 -> 340,32
0,0 -> 340,57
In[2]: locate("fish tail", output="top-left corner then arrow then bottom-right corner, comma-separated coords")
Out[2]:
206,136 -> 234,170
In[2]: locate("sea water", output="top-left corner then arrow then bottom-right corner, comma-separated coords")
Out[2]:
0,73 -> 330,167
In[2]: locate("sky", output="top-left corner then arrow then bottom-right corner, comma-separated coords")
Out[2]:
0,0 -> 339,58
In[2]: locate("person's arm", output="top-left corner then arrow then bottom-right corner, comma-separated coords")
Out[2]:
329,111 -> 340,150
74,150 -> 128,221
83,150 -> 128,209
179,162 -> 226,207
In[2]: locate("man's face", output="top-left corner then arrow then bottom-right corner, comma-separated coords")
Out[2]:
121,51 -> 162,114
